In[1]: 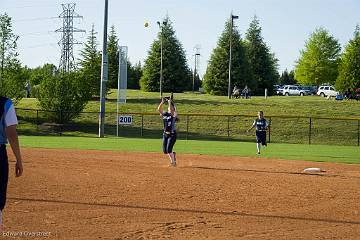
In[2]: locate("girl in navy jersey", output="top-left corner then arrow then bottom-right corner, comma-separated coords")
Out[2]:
157,97 -> 178,166
247,111 -> 269,155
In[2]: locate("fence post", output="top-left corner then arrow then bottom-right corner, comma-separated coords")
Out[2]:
227,116 -> 230,140
186,115 -> 189,140
358,120 -> 359,147
59,110 -> 63,136
309,117 -> 312,145
36,110 -> 39,131
116,113 -> 119,137
268,117 -> 271,143
141,114 -> 144,137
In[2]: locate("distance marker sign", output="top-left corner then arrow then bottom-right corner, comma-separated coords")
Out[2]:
118,116 -> 133,125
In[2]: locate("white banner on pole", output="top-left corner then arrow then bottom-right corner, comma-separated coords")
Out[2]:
118,46 -> 128,104
117,46 -> 128,137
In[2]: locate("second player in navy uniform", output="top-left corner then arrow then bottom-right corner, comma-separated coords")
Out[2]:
247,111 -> 269,155
157,97 -> 178,167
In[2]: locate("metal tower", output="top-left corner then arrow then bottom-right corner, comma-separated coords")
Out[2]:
55,3 -> 85,73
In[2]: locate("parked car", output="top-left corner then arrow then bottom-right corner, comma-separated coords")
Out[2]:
275,85 -> 284,95
344,87 -> 360,100
317,85 -> 339,97
356,88 -> 360,100
301,86 -> 317,95
282,85 -> 311,96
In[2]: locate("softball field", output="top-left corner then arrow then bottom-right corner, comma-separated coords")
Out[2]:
2,148 -> 360,239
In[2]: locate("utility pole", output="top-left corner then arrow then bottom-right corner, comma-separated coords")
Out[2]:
99,0 -> 108,138
228,13 -> 239,99
157,20 -> 167,99
55,3 -> 85,73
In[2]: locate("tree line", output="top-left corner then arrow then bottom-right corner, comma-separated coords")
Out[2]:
295,26 -> 360,93
203,16 -> 278,95
1,12 -> 360,122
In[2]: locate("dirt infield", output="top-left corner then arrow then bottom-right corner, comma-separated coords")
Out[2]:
2,148 -> 360,239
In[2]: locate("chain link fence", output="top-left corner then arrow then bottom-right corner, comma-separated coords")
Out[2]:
16,108 -> 360,146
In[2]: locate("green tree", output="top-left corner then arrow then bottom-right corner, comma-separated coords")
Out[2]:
27,63 -> 57,98
79,24 -> 102,96
2,63 -> 28,101
38,71 -> 91,123
288,70 -> 296,84
279,69 -> 297,85
203,18 -> 252,95
295,27 -> 341,86
140,16 -> 191,92
29,63 -> 57,85
191,69 -> 202,92
336,25 -> 360,92
107,25 -> 119,89
245,16 -> 279,95
128,61 -> 142,89
0,13 -> 24,101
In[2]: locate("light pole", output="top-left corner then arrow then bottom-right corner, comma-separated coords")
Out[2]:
193,53 -> 200,93
228,13 -> 239,99
99,0 -> 108,138
157,21 -> 166,99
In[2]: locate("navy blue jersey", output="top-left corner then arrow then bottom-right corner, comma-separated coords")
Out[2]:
254,118 -> 268,131
162,112 -> 176,133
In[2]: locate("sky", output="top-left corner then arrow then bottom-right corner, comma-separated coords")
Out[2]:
1,0 -> 360,77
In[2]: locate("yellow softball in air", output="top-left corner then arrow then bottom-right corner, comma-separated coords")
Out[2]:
144,22 -> 149,27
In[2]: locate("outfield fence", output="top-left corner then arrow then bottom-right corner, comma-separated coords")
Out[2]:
16,108 -> 360,146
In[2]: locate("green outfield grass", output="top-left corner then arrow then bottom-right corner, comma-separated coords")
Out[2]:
20,136 -> 360,164
15,90 -> 360,145
17,89 -> 360,118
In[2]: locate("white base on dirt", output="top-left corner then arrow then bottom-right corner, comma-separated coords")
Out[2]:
303,167 -> 324,173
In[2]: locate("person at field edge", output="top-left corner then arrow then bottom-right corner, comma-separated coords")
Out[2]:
242,85 -> 249,99
247,111 -> 269,155
0,96 -> 23,230
157,97 -> 178,167
25,80 -> 31,98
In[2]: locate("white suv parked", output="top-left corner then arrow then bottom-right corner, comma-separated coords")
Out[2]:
317,85 -> 338,97
282,85 -> 310,96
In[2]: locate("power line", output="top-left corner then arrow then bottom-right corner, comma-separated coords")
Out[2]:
1,4 -> 57,10
13,17 -> 58,22
2,0 -> 99,11
18,43 -> 58,50
18,31 -> 56,37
